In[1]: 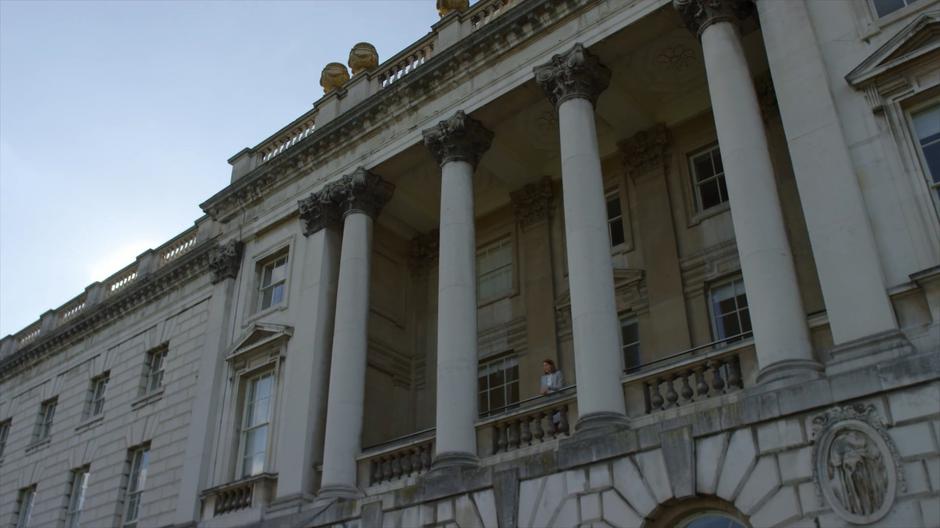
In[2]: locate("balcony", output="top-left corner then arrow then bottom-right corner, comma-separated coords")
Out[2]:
200,473 -> 277,520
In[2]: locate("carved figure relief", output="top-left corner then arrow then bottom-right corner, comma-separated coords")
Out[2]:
812,404 -> 904,524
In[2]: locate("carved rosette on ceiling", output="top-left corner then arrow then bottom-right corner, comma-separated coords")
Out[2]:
534,43 -> 611,110
811,404 -> 905,525
334,167 -> 395,219
409,229 -> 440,277
422,111 -> 494,168
673,0 -> 754,38
510,178 -> 554,229
209,240 -> 244,284
298,186 -> 344,236
619,124 -> 671,178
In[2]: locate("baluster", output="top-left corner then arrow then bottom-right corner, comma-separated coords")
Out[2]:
726,356 -> 742,389
496,423 -> 508,453
679,371 -> 694,403
693,366 -> 709,398
391,455 -> 403,480
410,448 -> 422,475
508,421 -> 520,450
421,444 -> 432,470
400,450 -> 413,476
557,404 -> 570,435
371,459 -> 380,485
532,412 -> 545,442
520,416 -> 532,446
649,380 -> 665,411
381,457 -> 392,482
664,376 -> 679,408
710,360 -> 726,393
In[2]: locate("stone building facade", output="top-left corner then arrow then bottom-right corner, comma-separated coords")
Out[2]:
2,0 -> 939,526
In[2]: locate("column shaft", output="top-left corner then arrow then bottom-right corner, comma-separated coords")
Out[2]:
434,159 -> 480,463
319,212 -> 373,497
558,97 -> 627,423
756,0 -> 897,344
700,21 -> 817,381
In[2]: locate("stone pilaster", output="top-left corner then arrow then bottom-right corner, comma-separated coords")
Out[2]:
208,240 -> 243,284
534,43 -> 611,110
422,111 -> 494,168
673,0 -> 753,38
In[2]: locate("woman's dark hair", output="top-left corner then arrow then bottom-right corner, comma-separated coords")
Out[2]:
543,359 -> 556,371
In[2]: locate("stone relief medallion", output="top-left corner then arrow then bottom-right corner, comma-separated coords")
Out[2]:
811,404 -> 904,525
630,31 -> 704,94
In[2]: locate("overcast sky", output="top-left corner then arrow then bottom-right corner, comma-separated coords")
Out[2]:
0,0 -> 442,336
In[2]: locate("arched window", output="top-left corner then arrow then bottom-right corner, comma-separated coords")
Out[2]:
679,512 -> 748,528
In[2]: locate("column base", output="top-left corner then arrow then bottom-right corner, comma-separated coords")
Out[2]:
574,411 -> 630,434
756,358 -> 823,385
431,451 -> 480,471
317,483 -> 363,501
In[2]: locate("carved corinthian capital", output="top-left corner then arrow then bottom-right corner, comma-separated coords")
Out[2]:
510,178 -> 554,229
422,111 -> 494,168
298,186 -> 343,236
335,167 -> 395,219
673,0 -> 753,38
209,239 -> 244,284
619,124 -> 671,178
534,43 -> 611,110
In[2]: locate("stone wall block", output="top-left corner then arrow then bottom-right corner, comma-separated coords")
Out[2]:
565,468 -> 588,494
588,463 -> 611,489
661,426 -> 695,498
551,496 -> 578,527
920,496 -> 940,528
601,489 -> 643,527
635,449 -> 673,504
579,492 -> 601,522
904,460 -> 931,495
888,383 -> 940,424
747,486 -> 801,528
696,432 -> 728,495
927,457 -> 940,491
890,422 -> 938,458
491,469 -> 518,528
611,457 -> 658,517
716,428 -> 758,501
438,500 -> 455,522
529,473 -> 566,528
472,489 -> 498,528
778,446 -> 812,483
454,494 -> 483,528
797,481 -> 822,514
757,417 -> 805,453
734,455 -> 780,514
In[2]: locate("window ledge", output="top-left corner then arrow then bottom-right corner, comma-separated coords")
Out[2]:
477,290 -> 518,309
75,414 -> 105,433
688,202 -> 730,226
25,437 -> 51,454
131,388 -> 165,410
242,302 -> 289,328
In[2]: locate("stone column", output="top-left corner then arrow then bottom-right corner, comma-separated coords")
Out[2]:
174,240 -> 242,523
270,188 -> 344,504
755,0 -> 898,346
674,0 -> 820,383
619,125 -> 691,355
318,168 -> 394,498
535,44 -> 627,431
422,111 -> 493,468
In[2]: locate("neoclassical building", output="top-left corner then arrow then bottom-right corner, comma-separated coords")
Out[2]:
2,0 -> 939,526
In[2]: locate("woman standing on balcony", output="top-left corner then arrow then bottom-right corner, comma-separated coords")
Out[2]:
540,359 -> 566,434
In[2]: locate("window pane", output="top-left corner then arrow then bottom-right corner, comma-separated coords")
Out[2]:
261,265 -> 273,287
693,153 -> 713,182
740,307 -> 752,334
609,220 -> 625,247
711,149 -> 723,174
506,365 -> 518,382
699,180 -> 722,210
260,288 -> 273,309
125,494 -> 140,523
621,321 -> 638,344
270,261 -> 287,283
271,283 -> 285,305
489,368 -> 504,387
489,387 -> 505,412
605,196 -> 622,219
508,382 -> 519,406
478,391 -> 488,415
872,0 -> 908,17
923,143 -> 940,185
717,314 -> 741,339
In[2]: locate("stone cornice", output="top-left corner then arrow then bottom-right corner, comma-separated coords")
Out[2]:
199,0 -> 582,223
0,239 -> 220,380
618,124 -> 670,178
422,111 -> 494,168
673,0 -> 753,38
534,43 -> 611,110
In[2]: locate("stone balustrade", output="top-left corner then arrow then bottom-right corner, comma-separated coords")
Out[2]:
469,0 -> 518,30
376,37 -> 435,89
159,228 -> 198,264
200,473 -> 277,519
358,430 -> 435,487
257,110 -> 318,165
477,388 -> 578,457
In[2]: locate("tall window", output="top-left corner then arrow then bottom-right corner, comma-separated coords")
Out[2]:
258,253 -> 289,311
85,373 -> 109,418
34,398 -> 57,442
240,372 -> 274,478
679,512 -> 747,528
476,237 -> 513,301
871,0 -> 918,17
709,278 -> 752,342
690,145 -> 728,211
15,486 -> 36,528
912,103 -> 940,200
478,355 -> 519,417
122,446 -> 150,528
65,466 -> 90,528
606,190 -> 626,248
0,419 -> 10,459
142,346 -> 167,394
620,317 -> 640,372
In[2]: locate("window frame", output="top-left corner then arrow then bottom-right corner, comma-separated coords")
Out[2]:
869,0 -> 921,18
0,419 -> 10,460
477,353 -> 520,418
141,346 -> 168,395
689,143 -> 729,214
121,445 -> 150,528
237,369 -> 276,479
907,98 -> 940,213
605,188 -> 627,249
256,251 -> 289,313
475,235 -> 515,305
34,397 -> 57,443
15,485 -> 37,528
707,276 -> 753,343
65,466 -> 91,528
619,316 -> 641,373
85,372 -> 110,419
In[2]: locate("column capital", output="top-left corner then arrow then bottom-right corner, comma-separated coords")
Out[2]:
208,239 -> 243,284
534,43 -> 611,110
298,187 -> 343,236
673,0 -> 753,38
510,177 -> 554,229
618,124 -> 671,179
335,167 -> 395,219
422,111 -> 494,168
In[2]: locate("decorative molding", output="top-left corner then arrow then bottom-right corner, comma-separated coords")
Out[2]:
422,111 -> 494,168
619,124 -> 671,178
811,404 -> 905,525
298,186 -> 343,236
335,167 -> 395,219
846,10 -> 940,89
534,43 -> 611,110
679,239 -> 741,296
510,178 -> 554,229
672,0 -> 753,38
209,240 -> 244,284
409,229 -> 440,277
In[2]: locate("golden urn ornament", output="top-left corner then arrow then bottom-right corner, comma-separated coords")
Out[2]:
437,0 -> 469,17
320,62 -> 350,94
348,42 -> 379,76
